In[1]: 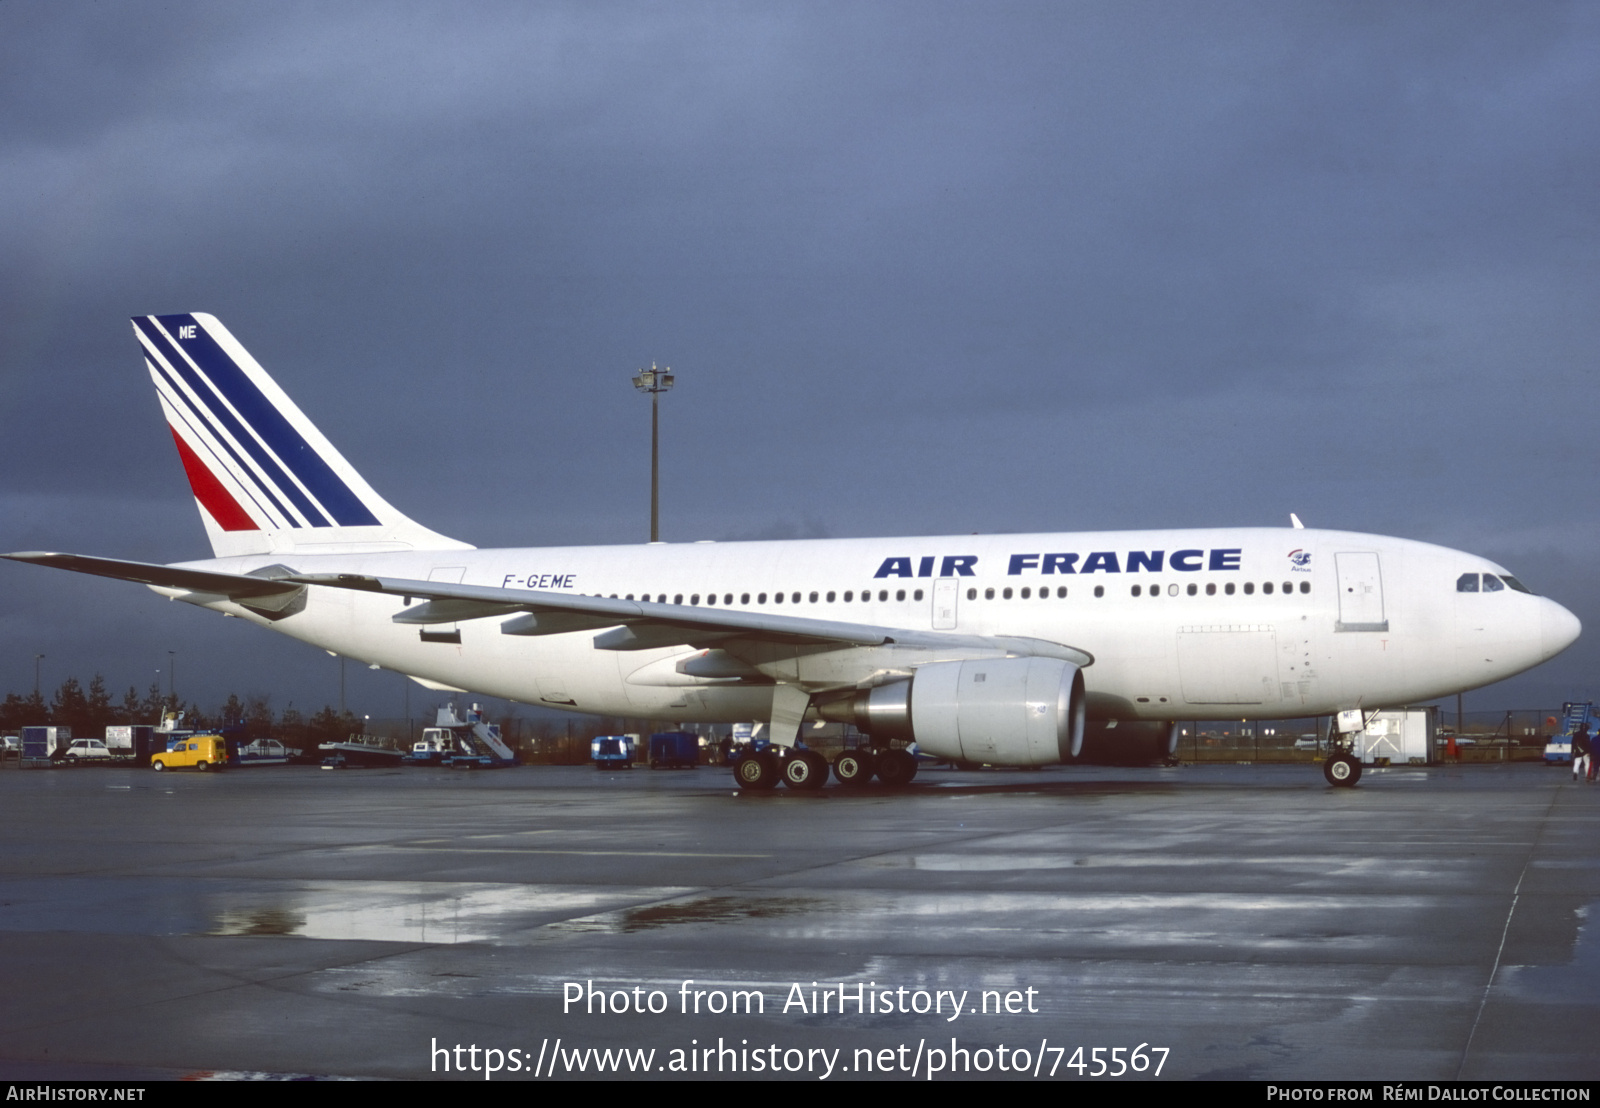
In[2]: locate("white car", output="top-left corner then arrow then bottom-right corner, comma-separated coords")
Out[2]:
62,739 -> 113,761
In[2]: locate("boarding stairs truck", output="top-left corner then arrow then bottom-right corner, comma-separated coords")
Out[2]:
1544,702 -> 1597,765
410,704 -> 516,768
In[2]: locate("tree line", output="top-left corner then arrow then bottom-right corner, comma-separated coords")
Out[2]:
0,675 -> 366,747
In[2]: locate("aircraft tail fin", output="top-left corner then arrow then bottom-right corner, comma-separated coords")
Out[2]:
132,313 -> 472,558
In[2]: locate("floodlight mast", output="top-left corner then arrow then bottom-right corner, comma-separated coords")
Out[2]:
631,363 -> 675,543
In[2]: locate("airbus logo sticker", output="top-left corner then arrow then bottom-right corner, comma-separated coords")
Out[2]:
1288,549 -> 1312,572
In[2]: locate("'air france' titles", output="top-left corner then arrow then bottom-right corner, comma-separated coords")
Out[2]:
872,549 -> 1243,579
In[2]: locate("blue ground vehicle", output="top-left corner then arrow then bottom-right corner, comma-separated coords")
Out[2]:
648,731 -> 699,769
591,735 -> 634,770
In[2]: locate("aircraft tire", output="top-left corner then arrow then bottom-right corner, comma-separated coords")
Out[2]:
782,750 -> 829,791
1324,753 -> 1361,788
874,748 -> 918,788
832,750 -> 875,787
734,750 -> 780,791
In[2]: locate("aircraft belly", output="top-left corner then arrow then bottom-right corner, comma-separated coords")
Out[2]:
1177,625 -> 1280,705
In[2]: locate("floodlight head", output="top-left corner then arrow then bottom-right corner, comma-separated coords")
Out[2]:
632,362 -> 675,394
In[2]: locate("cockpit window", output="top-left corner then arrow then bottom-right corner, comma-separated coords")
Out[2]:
1481,574 -> 1504,592
1500,575 -> 1534,594
1456,573 -> 1479,593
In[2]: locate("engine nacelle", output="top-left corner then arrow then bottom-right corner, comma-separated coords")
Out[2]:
851,657 -> 1086,765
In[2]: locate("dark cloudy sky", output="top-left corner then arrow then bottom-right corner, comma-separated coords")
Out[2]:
1,1 -> 1596,720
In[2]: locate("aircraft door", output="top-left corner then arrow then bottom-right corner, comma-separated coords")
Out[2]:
932,578 -> 958,630
1335,552 -> 1387,632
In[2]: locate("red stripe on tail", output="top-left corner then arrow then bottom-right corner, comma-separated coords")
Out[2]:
168,427 -> 259,531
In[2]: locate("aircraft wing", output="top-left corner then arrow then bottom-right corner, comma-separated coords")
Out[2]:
0,552 -> 1092,667
289,571 -> 1095,666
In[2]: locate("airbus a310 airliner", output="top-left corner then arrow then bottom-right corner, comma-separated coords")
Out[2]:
5,314 -> 1580,789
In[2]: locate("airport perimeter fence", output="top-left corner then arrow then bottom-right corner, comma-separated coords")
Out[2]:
1174,709 -> 1563,765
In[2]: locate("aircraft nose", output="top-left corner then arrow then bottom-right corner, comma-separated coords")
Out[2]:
1541,598 -> 1581,660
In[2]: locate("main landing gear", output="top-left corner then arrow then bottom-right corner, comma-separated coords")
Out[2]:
732,746 -> 828,791
731,745 -> 918,791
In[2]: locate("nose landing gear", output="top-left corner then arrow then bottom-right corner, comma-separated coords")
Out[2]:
1323,751 -> 1362,787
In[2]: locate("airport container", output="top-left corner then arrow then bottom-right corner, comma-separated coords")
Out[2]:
648,731 -> 699,769
104,725 -> 157,753
21,726 -> 71,758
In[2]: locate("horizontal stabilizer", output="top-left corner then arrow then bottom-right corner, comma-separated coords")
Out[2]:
2,551 -> 302,599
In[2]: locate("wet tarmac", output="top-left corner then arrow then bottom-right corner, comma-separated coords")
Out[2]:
0,760 -> 1596,1081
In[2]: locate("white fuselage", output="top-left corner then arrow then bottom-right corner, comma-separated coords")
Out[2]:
169,526 -> 1579,724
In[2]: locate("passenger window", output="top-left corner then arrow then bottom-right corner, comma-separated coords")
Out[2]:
758,593 -> 766,604
985,587 -> 995,600
809,592 -> 818,603
742,593 -> 750,605
1482,574 -> 1504,592
879,590 -> 888,602
1168,584 -> 1179,596
844,591 -> 853,602
1457,573 -> 1479,593
1299,581 -> 1310,594
967,588 -> 977,600
724,594 -> 733,605
1057,587 -> 1068,598
675,594 -> 684,605
1002,587 -> 1012,600
1206,583 -> 1216,596
1094,585 -> 1104,598
1186,583 -> 1197,596
1020,587 -> 1031,599
914,589 -> 924,601
793,592 -> 801,604
1225,583 -> 1236,596
774,592 -> 783,604
1131,585 -> 1142,597
1243,582 -> 1255,595
826,591 -> 835,602
896,589 -> 906,601
1263,582 -> 1273,595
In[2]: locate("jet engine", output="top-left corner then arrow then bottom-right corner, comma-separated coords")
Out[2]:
845,656 -> 1086,765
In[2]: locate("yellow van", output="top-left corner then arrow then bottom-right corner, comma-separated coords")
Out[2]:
151,734 -> 229,772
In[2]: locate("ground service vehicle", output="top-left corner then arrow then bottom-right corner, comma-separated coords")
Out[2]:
151,734 -> 229,772
591,736 -> 633,770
